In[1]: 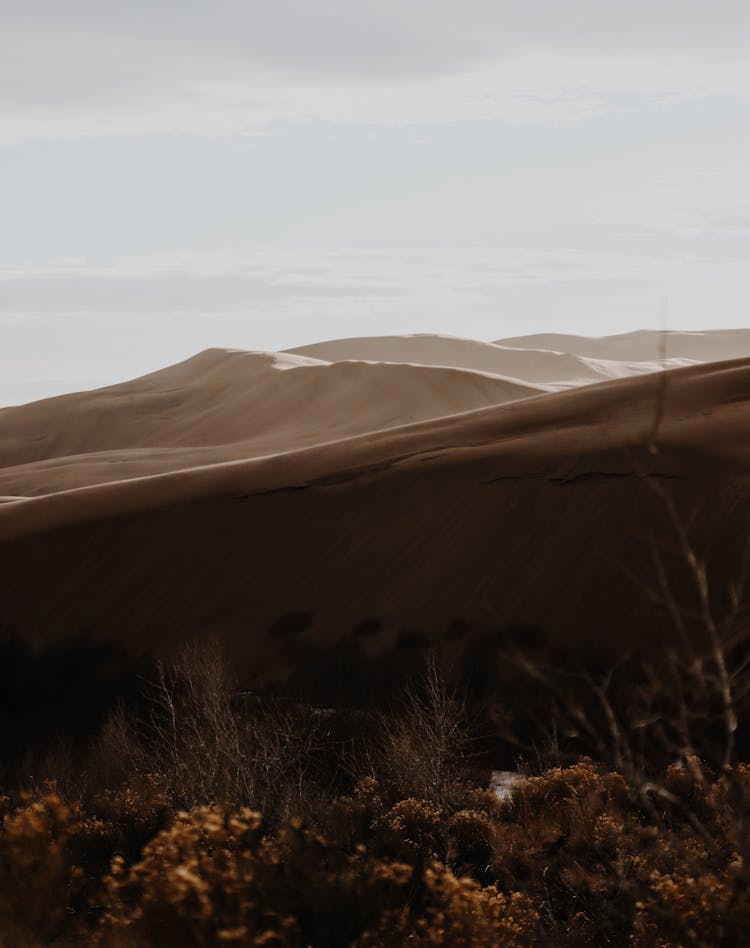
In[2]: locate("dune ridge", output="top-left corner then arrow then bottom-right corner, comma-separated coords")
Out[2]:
288,332 -> 695,387
0,348 -> 542,495
2,330 -> 739,499
497,328 -> 750,363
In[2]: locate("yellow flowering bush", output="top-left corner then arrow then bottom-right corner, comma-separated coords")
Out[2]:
0,792 -> 78,941
0,760 -> 749,945
372,798 -> 446,864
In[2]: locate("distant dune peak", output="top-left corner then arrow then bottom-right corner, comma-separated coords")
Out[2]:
496,328 -> 750,364
2,328 -> 748,501
0,339 -> 543,495
287,330 -> 711,389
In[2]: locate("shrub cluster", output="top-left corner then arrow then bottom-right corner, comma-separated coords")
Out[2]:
4,626 -> 750,946
1,759 -> 750,945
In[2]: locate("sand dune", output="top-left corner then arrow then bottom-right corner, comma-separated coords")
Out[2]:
0,348 -> 541,495
290,333 -> 609,386
497,328 -> 750,364
288,332 -> 694,388
4,330 -> 736,498
1,353 -> 750,699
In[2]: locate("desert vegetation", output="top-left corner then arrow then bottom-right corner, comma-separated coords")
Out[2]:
2,464 -> 749,946
2,612 -> 750,947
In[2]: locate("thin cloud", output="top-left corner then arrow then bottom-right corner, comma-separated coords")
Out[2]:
599,174 -> 750,237
1,247 -> 748,316
3,3 -> 750,142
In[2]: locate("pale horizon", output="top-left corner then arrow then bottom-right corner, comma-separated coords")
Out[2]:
3,2 -> 750,403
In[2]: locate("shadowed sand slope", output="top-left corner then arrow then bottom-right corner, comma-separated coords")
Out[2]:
497,329 -> 750,364
0,349 -> 541,495
1,355 -> 750,699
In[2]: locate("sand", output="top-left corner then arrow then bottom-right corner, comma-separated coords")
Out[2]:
497,328 -> 750,363
0,332 -> 723,497
0,349 -> 542,495
288,332 -> 702,387
1,330 -> 749,697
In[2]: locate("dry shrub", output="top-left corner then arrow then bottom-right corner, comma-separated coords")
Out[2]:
492,759 -> 750,945
0,775 -> 176,945
373,798 -> 446,865
447,809 -> 496,874
5,625 -> 750,948
98,805 -> 300,946
331,779 -> 501,881
88,702 -> 151,791
512,760 -> 629,813
239,697 -> 328,823
0,791 -> 78,941
90,772 -> 173,861
376,656 -> 471,802
98,799 -> 539,948
409,866 -> 539,947
499,760 -> 629,860
356,863 -> 539,947
325,777 -> 384,849
633,861 -> 750,947
137,639 -> 328,821
146,638 -> 251,807
99,804 -> 415,947
4,760 -> 750,945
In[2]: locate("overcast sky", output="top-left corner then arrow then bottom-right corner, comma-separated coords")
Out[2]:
3,1 -> 750,403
